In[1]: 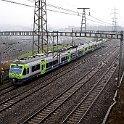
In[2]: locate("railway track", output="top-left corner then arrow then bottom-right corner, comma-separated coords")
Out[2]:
0,45 -> 116,106
0,43 -> 112,101
79,67 -> 118,124
0,41 -> 119,124
18,46 -> 119,124
0,49 -> 111,112
0,41 -> 114,94
62,62 -> 117,124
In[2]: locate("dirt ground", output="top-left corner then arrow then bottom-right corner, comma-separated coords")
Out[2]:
106,79 -> 124,124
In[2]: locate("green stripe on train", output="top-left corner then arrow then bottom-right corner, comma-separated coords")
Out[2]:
82,47 -> 85,55
68,51 -> 71,62
41,59 -> 46,75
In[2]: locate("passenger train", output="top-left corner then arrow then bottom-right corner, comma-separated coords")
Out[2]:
9,40 -> 103,85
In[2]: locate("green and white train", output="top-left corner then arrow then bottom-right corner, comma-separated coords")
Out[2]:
9,40 -> 103,85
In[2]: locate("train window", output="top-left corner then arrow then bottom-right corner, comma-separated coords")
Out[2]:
46,63 -> 49,68
37,64 -> 40,70
23,68 -> 26,75
46,62 -> 52,68
61,57 -> 66,61
32,64 -> 40,72
63,56 -> 68,61
27,68 -> 29,74
46,63 -> 48,68
11,65 -> 15,68
32,66 -> 35,72
50,62 -> 52,66
53,60 -> 58,65
71,53 -> 75,57
53,61 -> 55,65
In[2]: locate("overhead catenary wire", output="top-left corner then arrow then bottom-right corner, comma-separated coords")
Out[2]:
47,9 -> 78,16
47,3 -> 78,14
0,0 -> 112,26
87,18 -> 107,25
0,0 -> 34,7
0,0 -> 77,16
46,2 -> 113,25
87,14 -> 112,25
48,3 -> 113,25
27,0 -> 113,25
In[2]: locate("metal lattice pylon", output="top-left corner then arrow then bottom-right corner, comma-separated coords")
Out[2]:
32,0 -> 48,55
111,8 -> 118,32
81,9 -> 86,31
77,8 -> 90,32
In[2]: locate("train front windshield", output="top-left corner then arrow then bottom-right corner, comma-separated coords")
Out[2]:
9,65 -> 23,74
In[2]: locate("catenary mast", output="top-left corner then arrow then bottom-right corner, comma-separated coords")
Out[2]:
32,0 -> 48,55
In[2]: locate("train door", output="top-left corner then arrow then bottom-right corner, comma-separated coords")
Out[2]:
82,47 -> 85,55
41,59 -> 46,75
67,51 -> 71,62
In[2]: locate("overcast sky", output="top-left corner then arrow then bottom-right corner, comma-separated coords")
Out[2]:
0,0 -> 123,29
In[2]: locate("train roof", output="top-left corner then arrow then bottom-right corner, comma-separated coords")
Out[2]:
13,53 -> 46,64
12,41 -> 103,64
13,52 -> 60,64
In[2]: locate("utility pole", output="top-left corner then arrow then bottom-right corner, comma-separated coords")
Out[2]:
72,28 -> 74,46
111,8 -> 118,32
77,8 -> 90,32
0,52 -> 1,66
32,0 -> 48,55
118,31 -> 123,86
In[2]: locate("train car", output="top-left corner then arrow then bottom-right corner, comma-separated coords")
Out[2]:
9,54 -> 45,84
60,51 -> 70,65
9,40 -> 103,85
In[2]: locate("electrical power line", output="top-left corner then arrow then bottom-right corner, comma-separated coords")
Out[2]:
27,0 -> 113,25
89,15 -> 112,25
47,4 -> 78,14
0,0 -> 112,26
87,18 -> 107,25
48,4 -> 112,26
47,3 -> 112,25
1,0 -> 34,7
27,0 -> 79,14
0,0 -> 77,15
47,8 -> 78,16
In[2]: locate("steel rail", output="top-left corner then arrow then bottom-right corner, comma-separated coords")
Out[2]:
20,49 -> 118,124
77,65 -> 117,124
62,60 -> 117,124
